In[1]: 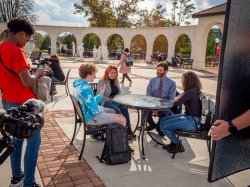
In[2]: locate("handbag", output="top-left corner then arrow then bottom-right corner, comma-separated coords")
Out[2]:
0,56 -> 51,102
30,76 -> 51,102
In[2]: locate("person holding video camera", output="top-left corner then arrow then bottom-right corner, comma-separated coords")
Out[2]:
45,54 -> 65,95
0,18 -> 44,187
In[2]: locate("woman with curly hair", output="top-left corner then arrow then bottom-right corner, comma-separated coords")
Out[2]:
97,65 -> 133,139
160,71 -> 202,154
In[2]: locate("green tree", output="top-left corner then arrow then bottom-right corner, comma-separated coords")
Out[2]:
0,0 -> 37,23
137,4 -> 170,27
167,0 -> 195,26
83,33 -> 101,49
153,35 -> 168,54
33,32 -> 44,50
40,34 -> 51,51
107,34 -> 124,52
58,33 -> 76,50
175,34 -> 191,55
130,35 -> 147,58
74,0 -> 143,27
206,30 -> 216,56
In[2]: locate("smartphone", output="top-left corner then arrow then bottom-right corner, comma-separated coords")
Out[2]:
38,65 -> 44,70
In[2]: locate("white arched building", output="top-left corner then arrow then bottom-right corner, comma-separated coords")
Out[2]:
0,3 -> 226,70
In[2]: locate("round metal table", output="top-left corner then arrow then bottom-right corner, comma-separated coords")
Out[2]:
112,94 -> 173,159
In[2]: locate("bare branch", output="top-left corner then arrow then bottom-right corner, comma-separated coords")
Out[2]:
0,0 -> 37,23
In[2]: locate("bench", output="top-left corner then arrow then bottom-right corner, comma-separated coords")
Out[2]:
170,57 -> 181,66
151,54 -> 167,64
171,129 -> 211,159
182,58 -> 193,69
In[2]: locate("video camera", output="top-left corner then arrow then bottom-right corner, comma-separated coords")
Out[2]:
30,51 -> 59,68
39,57 -> 59,65
0,99 -> 45,165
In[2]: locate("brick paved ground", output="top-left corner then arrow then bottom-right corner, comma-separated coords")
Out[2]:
37,110 -> 105,187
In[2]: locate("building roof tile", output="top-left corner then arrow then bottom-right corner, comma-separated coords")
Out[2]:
192,3 -> 226,18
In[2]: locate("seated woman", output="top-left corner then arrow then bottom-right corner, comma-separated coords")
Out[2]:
73,63 -> 126,126
97,65 -> 133,138
45,54 -> 65,94
160,71 -> 202,153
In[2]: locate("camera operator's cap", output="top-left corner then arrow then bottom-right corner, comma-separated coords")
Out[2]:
30,52 -> 42,60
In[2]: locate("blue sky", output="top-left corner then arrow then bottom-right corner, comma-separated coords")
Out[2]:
33,0 -> 227,27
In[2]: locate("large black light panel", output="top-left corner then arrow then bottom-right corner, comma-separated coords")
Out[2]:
208,0 -> 250,182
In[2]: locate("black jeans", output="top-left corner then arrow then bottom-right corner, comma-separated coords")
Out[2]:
121,74 -> 131,82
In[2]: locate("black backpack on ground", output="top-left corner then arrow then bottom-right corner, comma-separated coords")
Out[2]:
97,124 -> 131,165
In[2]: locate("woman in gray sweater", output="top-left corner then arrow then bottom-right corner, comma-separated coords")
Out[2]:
97,65 -> 133,137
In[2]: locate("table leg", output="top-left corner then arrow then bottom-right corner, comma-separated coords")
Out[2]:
141,111 -> 145,159
139,109 -> 149,159
132,109 -> 140,134
145,111 -> 169,146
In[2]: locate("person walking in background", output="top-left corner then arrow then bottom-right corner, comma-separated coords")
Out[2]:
160,71 -> 202,154
45,54 -> 65,94
0,18 -> 44,187
117,48 -> 132,86
146,62 -> 176,136
97,65 -> 134,140
215,43 -> 221,66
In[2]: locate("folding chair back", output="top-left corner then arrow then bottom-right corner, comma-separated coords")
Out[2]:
51,68 -> 71,101
69,93 -> 106,160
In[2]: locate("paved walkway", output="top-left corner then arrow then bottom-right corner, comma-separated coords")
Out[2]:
37,110 -> 104,187
1,57 -> 249,187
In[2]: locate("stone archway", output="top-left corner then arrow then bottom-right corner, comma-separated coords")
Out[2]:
33,30 -> 51,54
174,34 -> 192,58
152,34 -> 168,57
107,34 -> 124,52
205,24 -> 223,67
130,34 -> 147,60
57,32 -> 77,56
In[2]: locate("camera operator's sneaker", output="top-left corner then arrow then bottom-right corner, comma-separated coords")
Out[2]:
9,174 -> 24,187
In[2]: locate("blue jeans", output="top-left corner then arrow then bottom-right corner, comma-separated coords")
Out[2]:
2,100 -> 41,187
147,110 -> 171,128
104,101 -> 131,128
160,114 -> 200,144
52,76 -> 60,91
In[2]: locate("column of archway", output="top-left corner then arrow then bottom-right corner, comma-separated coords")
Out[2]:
76,35 -> 83,51
99,35 -> 106,48
50,34 -> 57,55
191,26 -> 207,70
145,36 -> 154,63
167,36 -> 175,63
123,37 -> 130,50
